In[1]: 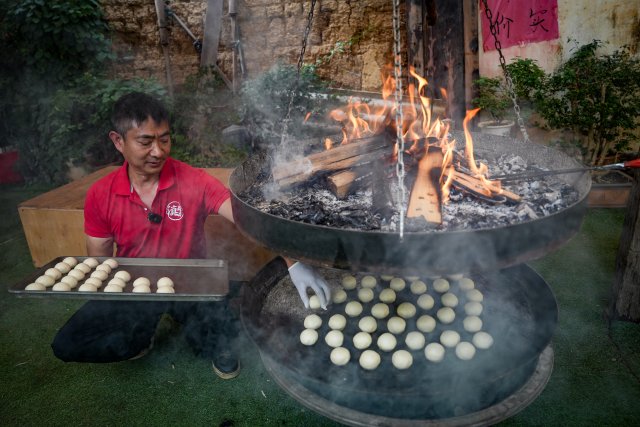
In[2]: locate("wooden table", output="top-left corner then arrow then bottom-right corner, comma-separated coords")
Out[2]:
18,166 -> 275,281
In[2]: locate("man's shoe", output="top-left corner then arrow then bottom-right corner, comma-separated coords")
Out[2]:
212,351 -> 240,379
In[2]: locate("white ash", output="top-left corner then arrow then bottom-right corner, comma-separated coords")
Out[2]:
241,153 -> 580,232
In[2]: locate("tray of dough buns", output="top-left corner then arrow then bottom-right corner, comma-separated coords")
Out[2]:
9,256 -> 228,301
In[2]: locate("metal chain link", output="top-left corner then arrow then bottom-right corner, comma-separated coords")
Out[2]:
280,0 -> 317,145
392,0 -> 406,239
481,0 -> 531,143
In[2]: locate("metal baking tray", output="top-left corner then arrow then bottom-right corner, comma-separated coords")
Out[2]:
8,257 -> 228,301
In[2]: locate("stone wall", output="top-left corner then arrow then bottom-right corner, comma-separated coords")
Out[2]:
103,0 -> 398,91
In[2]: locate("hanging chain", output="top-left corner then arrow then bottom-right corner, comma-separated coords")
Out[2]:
280,0 -> 317,145
392,0 -> 406,239
480,0 -> 531,143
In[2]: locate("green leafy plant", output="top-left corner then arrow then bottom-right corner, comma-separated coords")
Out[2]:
508,41 -> 640,166
472,77 -> 512,124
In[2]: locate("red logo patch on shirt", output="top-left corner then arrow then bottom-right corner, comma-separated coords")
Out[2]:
166,201 -> 184,221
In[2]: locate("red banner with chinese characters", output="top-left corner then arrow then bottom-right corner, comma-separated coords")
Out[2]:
481,0 -> 559,51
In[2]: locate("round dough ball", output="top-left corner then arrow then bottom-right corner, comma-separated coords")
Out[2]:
473,331 -> 494,350
360,275 -> 377,289
405,331 -> 426,350
371,303 -> 390,319
25,283 -> 46,291
132,285 -> 151,293
386,317 -> 406,335
397,302 -> 416,319
441,292 -> 459,308
417,294 -> 435,310
358,288 -> 374,303
416,315 -> 437,333
324,330 -> 344,348
392,350 -> 413,370
103,258 -> 118,269
62,257 -> 78,267
437,307 -> 456,324
380,274 -> 394,281
44,268 -> 62,280
60,276 -> 78,288
341,275 -> 357,290
35,275 -> 55,287
425,342 -> 446,362
345,301 -> 363,317
104,284 -> 123,293
132,277 -> 150,287
52,282 -> 71,292
332,289 -> 348,304
84,277 -> 102,288
157,277 -> 174,288
96,264 -> 112,274
328,314 -> 347,330
432,278 -> 450,293
54,262 -> 71,274
405,275 -> 420,282
410,280 -> 427,294
463,316 -> 483,333
376,333 -> 397,352
455,342 -> 476,360
304,314 -> 323,330
300,329 -> 319,346
108,278 -> 126,288
157,287 -> 175,294
389,277 -> 406,292
358,316 -> 377,333
447,273 -> 464,280
466,289 -> 484,302
82,257 -> 99,268
115,271 -> 132,282
67,269 -> 85,281
90,270 -> 108,281
73,263 -> 91,274
309,295 -> 321,310
458,277 -> 475,291
353,332 -> 372,350
379,288 -> 396,304
464,301 -> 483,316
440,330 -> 461,348
359,350 -> 381,370
330,347 -> 351,366
78,283 -> 98,292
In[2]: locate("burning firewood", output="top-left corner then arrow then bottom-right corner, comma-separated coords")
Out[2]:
407,147 -> 444,224
272,134 -> 393,188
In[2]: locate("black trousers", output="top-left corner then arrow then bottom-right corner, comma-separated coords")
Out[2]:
51,299 -> 235,363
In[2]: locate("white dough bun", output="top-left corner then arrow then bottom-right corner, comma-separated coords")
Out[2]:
341,275 -> 357,290
405,331 -> 426,350
424,342 -> 446,362
115,271 -> 132,282
359,350 -> 381,370
332,289 -> 348,304
300,329 -> 319,346
345,301 -> 363,317
304,314 -> 323,330
25,283 -> 46,291
377,332 -> 397,351
62,257 -> 78,267
392,350 -> 413,370
360,275 -> 377,289
132,285 -> 151,293
52,282 -> 71,292
328,314 -> 347,330
353,332 -> 372,350
324,330 -> 344,348
417,294 -> 435,310
330,347 -> 351,366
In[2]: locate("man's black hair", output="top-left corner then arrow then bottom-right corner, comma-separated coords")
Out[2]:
111,92 -> 170,136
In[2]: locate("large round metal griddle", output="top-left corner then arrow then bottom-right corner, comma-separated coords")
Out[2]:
230,132 -> 590,275
241,258 -> 558,420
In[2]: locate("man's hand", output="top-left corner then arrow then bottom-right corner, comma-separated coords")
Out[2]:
288,262 -> 331,309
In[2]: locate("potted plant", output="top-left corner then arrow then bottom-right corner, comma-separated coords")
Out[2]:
472,76 -> 515,136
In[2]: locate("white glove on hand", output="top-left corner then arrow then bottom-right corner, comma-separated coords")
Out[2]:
288,262 -> 331,309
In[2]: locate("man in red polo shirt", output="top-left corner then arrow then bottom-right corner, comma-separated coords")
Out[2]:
51,92 -> 330,378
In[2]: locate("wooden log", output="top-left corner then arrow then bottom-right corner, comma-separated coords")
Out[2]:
273,134 -> 392,187
448,171 -> 522,203
609,169 -> 640,322
407,148 -> 443,224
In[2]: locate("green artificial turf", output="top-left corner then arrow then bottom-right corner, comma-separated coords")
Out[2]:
1,183 -> 639,426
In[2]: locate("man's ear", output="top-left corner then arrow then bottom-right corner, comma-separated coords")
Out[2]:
109,131 -> 125,154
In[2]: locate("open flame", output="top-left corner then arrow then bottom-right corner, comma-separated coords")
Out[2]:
322,65 -> 500,211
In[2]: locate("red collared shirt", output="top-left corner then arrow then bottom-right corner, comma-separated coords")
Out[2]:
84,158 -> 231,259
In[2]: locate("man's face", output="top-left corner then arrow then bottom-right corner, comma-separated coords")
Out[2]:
110,118 -> 171,177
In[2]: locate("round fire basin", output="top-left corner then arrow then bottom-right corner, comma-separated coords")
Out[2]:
230,132 -> 590,276
262,346 -> 554,426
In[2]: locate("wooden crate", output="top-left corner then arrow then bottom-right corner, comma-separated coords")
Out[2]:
18,166 -> 275,281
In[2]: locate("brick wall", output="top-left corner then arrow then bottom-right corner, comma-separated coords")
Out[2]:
103,0 -> 398,91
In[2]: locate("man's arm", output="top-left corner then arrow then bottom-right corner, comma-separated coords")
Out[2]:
86,235 -> 114,257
